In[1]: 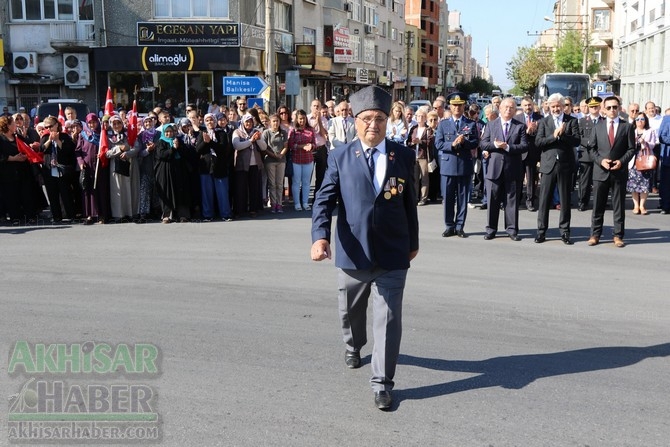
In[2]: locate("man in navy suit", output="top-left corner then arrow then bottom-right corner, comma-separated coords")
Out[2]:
310,85 -> 419,411
434,92 -> 479,237
480,97 -> 529,240
586,96 -> 635,247
534,92 -> 581,244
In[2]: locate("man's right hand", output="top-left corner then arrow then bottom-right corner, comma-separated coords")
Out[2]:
311,239 -> 331,261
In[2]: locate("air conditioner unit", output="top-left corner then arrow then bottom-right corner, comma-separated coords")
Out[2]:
364,25 -> 373,34
13,52 -> 38,74
344,2 -> 351,11
63,53 -> 90,87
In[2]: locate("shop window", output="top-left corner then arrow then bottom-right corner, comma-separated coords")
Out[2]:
155,0 -> 229,18
109,72 -> 213,115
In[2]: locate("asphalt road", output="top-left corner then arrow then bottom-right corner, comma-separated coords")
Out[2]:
1,196 -> 669,447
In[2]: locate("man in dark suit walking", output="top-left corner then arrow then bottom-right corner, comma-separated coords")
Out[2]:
310,85 -> 419,411
480,97 -> 529,240
434,92 -> 479,238
515,96 -> 543,211
576,97 -> 603,211
534,93 -> 581,244
586,96 -> 635,247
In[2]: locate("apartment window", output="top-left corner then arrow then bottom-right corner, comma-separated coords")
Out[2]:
350,35 -> 361,62
352,0 -> 362,22
391,28 -> 397,40
392,56 -> 399,70
364,38 -> 376,64
378,50 -> 386,67
255,0 -> 291,31
155,0 -> 229,18
592,9 -> 611,31
363,2 -> 378,26
10,0 -> 87,21
303,27 -> 316,45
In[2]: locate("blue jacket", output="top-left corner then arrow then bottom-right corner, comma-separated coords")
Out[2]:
658,115 -> 670,166
434,116 -> 479,176
311,139 -> 419,271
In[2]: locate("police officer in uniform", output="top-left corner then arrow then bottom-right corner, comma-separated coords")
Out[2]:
577,96 -> 603,211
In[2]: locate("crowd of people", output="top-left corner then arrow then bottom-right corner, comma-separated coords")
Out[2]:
1,92 -> 668,242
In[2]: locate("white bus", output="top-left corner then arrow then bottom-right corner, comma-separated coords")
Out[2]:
536,72 -> 591,106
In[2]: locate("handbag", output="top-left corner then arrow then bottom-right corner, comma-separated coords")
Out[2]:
635,148 -> 657,171
427,159 -> 438,173
114,158 -> 131,177
79,169 -> 88,190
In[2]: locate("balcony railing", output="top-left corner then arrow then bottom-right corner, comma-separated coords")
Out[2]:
50,21 -> 95,44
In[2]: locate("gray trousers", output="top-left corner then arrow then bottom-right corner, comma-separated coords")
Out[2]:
338,267 -> 407,392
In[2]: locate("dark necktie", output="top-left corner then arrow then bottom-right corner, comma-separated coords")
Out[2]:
608,120 -> 615,146
367,147 -> 376,178
503,122 -> 509,140
455,119 -> 460,132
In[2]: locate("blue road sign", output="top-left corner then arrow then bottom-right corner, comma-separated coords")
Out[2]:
247,98 -> 263,109
223,76 -> 269,96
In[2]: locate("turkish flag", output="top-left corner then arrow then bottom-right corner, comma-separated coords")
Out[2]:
58,104 -> 65,127
104,87 -> 115,116
127,100 -> 138,147
16,135 -> 44,164
98,126 -> 109,168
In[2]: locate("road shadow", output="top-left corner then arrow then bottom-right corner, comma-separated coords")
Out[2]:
395,343 -> 670,403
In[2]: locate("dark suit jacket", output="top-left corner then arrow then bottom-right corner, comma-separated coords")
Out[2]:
588,119 -> 636,182
535,114 -> 581,174
311,139 -> 419,271
480,117 -> 529,181
514,111 -> 543,162
434,116 -> 479,176
578,115 -> 601,163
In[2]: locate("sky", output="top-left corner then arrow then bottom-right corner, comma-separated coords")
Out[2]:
450,0 -> 557,92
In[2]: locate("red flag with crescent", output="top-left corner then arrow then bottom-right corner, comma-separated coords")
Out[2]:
98,126 -> 109,168
127,100 -> 138,147
104,87 -> 115,116
58,104 -> 65,127
16,136 -> 44,164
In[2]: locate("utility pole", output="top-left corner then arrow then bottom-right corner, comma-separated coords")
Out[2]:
404,31 -> 413,102
265,0 -> 277,113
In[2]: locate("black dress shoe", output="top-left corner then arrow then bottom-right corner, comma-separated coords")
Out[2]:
578,204 -> 586,212
480,203 -> 488,210
483,233 -> 495,240
457,230 -> 467,238
442,228 -> 456,237
534,234 -> 546,243
561,233 -> 573,245
374,391 -> 392,410
527,206 -> 537,212
344,350 -> 361,369
509,234 -> 521,241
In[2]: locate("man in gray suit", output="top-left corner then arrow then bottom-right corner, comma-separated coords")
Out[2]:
327,101 -> 357,150
480,97 -> 529,240
534,93 -> 581,244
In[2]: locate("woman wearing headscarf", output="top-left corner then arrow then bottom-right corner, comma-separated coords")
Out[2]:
154,124 -> 191,223
39,116 -> 77,223
75,113 -> 107,224
105,115 -> 138,222
196,113 -> 232,221
134,115 -> 158,222
232,113 -> 265,217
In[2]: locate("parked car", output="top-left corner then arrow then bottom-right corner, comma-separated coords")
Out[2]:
34,100 -> 90,125
408,100 -> 431,113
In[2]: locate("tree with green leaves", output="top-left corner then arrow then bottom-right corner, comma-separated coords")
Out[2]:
455,77 -> 501,97
555,29 -> 600,75
506,46 -> 555,95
